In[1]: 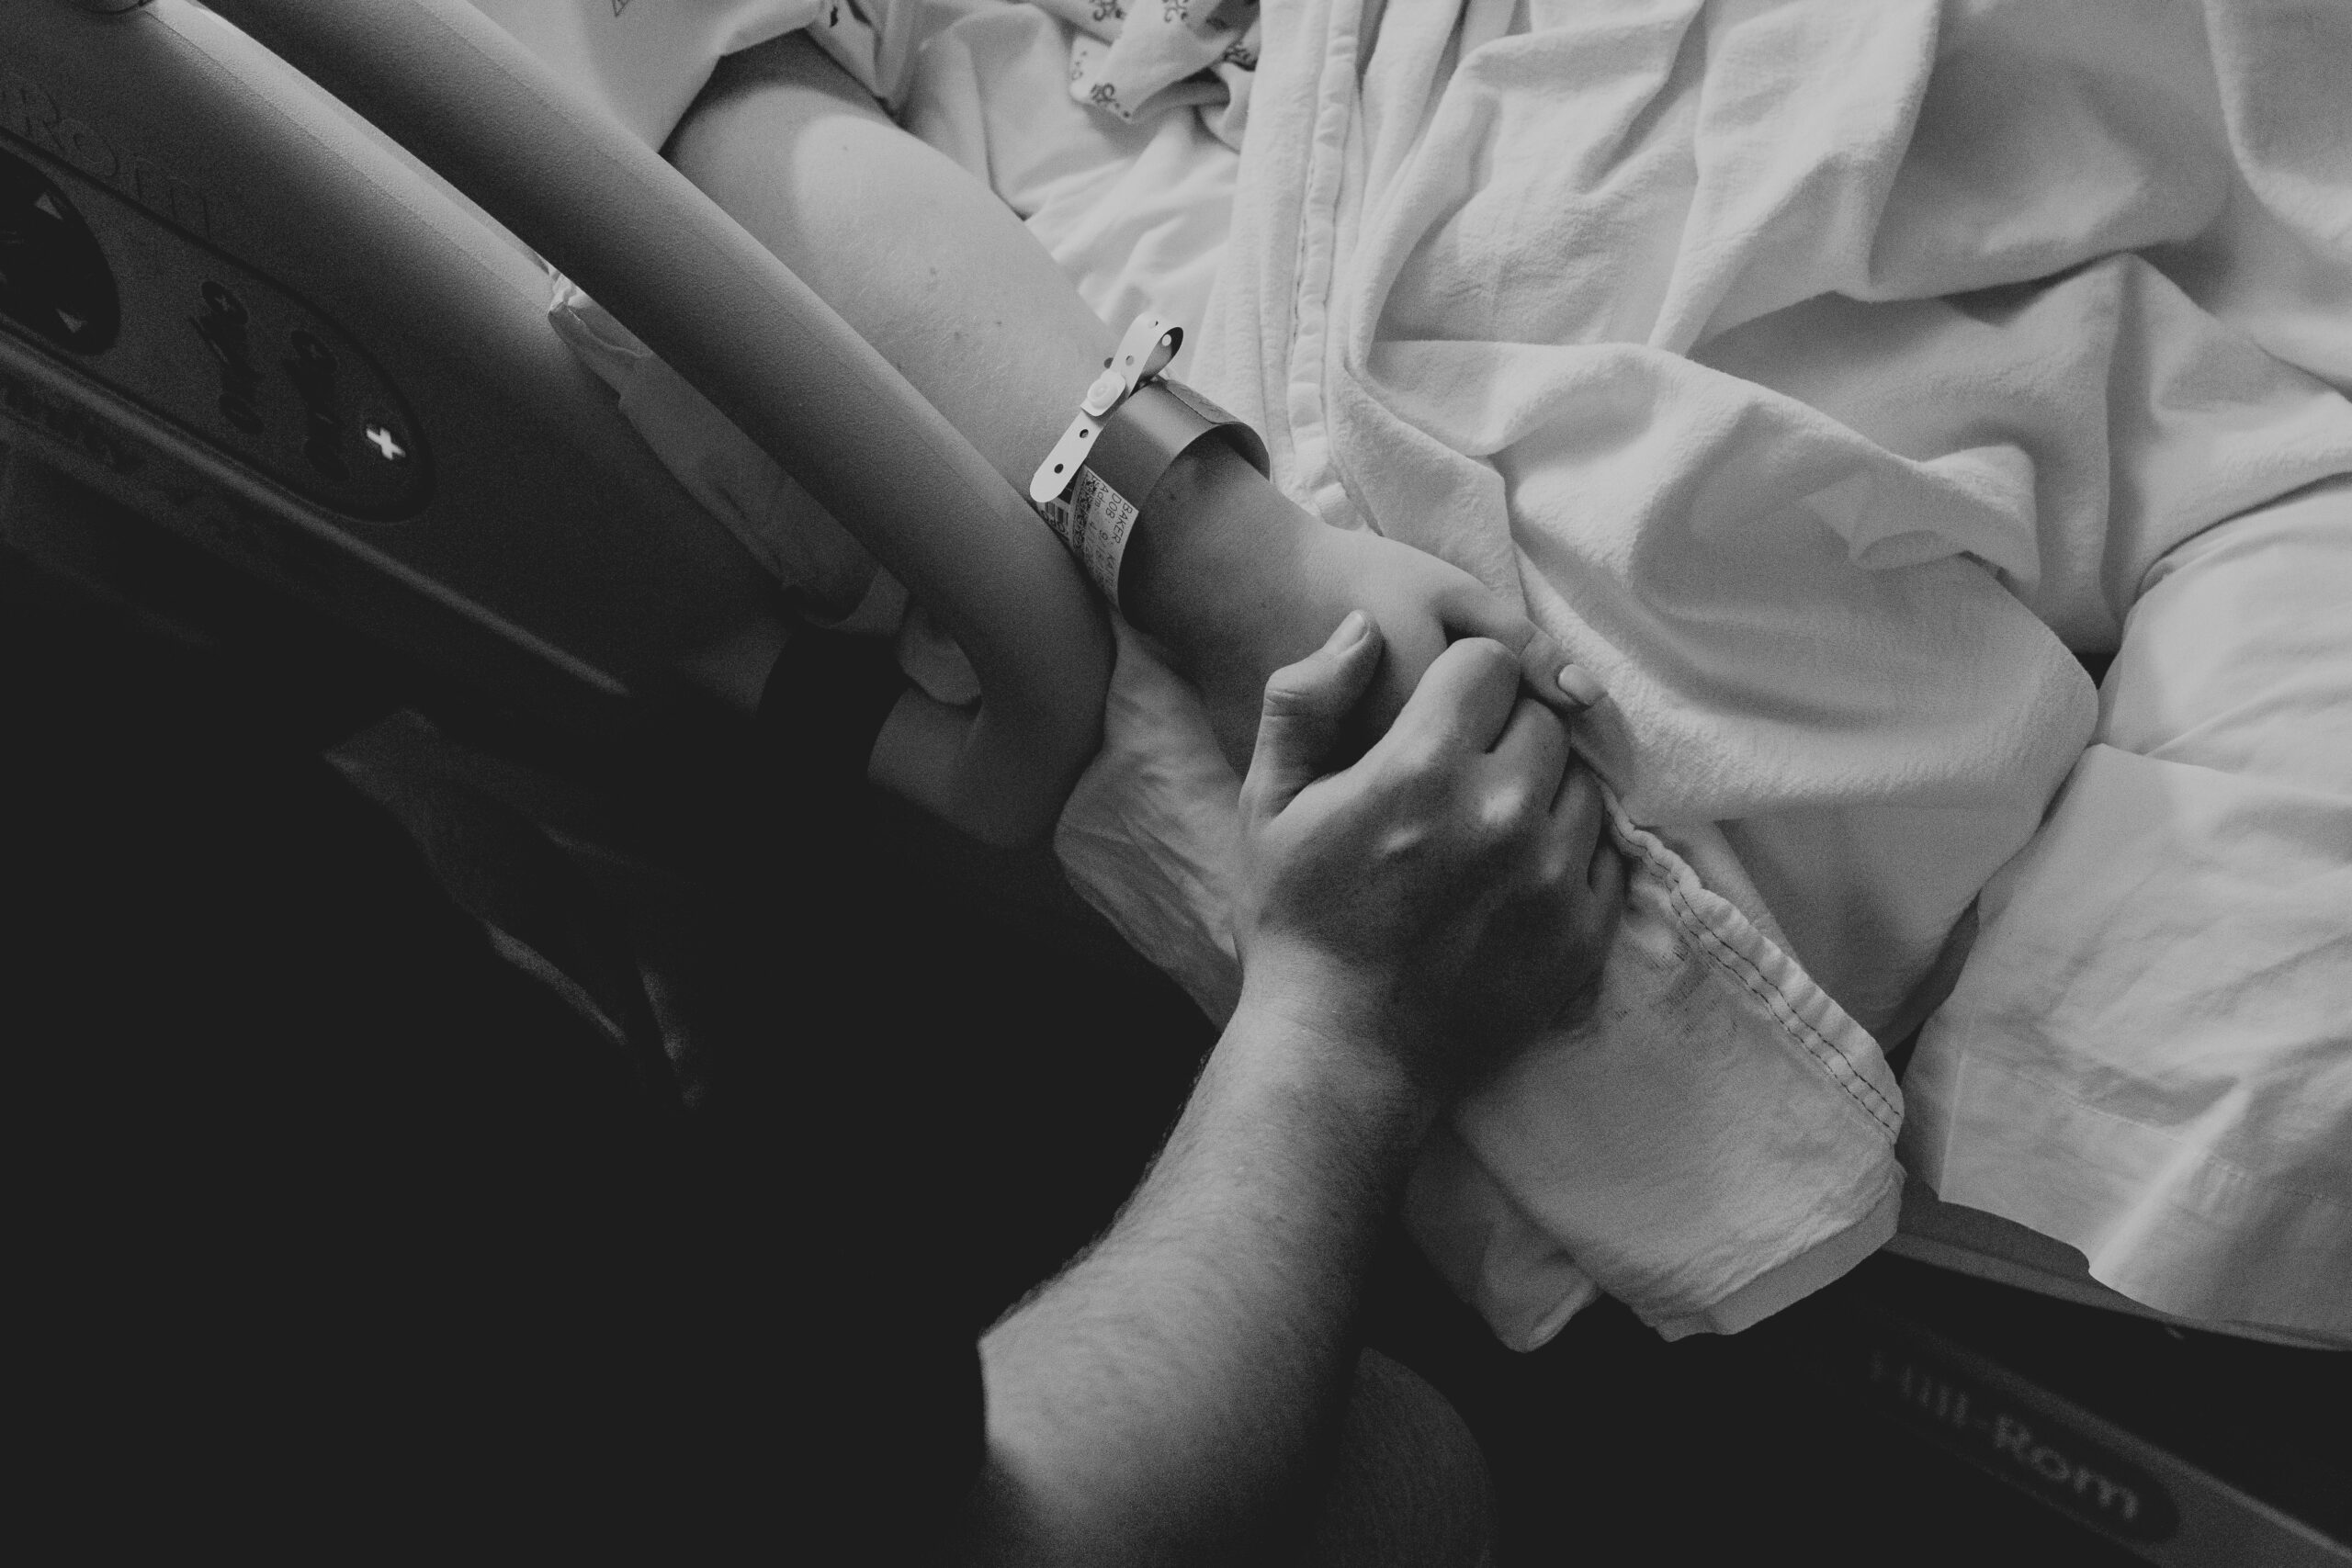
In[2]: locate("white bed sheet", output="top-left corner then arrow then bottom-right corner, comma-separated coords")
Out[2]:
1904,479 -> 2352,1340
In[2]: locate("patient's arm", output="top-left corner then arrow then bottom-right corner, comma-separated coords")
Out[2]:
667,33 -> 1597,776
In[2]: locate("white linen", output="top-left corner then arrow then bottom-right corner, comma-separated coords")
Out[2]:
1903,479 -> 2352,1341
1026,0 -> 1261,149
903,4 -> 1240,372
1156,0 -> 2352,1341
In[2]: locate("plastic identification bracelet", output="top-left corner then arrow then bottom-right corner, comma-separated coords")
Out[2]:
1028,312 -> 1271,607
1028,312 -> 1181,604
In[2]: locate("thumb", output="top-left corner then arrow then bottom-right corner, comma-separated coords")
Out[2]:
1435,583 -> 1606,719
1247,611 -> 1382,808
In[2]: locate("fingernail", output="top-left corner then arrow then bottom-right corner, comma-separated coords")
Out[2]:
1556,664 -> 1606,705
1331,611 -> 1369,649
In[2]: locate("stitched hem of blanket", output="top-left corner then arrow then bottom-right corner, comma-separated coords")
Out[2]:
1608,804 -> 1902,1142
1648,1178 -> 1905,1341
1920,1052 -> 2352,1338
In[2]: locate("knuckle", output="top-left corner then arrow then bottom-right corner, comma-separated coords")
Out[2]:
1393,734 -> 1452,783
1478,782 -> 1533,837
1260,676 -> 1317,716
1376,819 -> 1432,865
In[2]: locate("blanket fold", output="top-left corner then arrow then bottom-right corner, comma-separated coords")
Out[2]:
1112,0 -> 2352,1341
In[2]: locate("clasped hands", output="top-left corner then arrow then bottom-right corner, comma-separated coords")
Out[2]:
1121,438 -> 1624,1099
1231,611 -> 1627,1114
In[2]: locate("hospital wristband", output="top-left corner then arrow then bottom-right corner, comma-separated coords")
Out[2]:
1029,317 -> 1270,607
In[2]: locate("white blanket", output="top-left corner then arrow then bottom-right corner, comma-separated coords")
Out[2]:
1905,477 -> 2352,1340
1069,0 -> 2352,1342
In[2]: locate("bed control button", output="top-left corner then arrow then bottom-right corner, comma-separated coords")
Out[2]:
0,135 -> 428,521
0,142 -> 119,355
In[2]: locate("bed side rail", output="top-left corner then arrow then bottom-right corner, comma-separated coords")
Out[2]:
190,0 -> 1114,846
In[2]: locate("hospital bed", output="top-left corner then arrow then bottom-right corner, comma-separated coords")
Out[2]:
2,3 -> 2342,1562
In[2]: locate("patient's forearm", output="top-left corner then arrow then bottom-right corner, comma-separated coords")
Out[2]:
670,35 -> 1578,784
668,39 -> 1312,648
965,981 -> 1435,1564
673,39 -> 1114,502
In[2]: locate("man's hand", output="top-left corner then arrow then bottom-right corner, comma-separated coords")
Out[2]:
971,614 -> 1623,1568
1232,615 -> 1624,1100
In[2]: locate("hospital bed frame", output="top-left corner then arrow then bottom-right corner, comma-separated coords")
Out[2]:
5,0 -> 1109,845
2,3 -> 2340,1562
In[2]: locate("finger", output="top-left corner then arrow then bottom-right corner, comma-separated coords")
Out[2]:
1509,754 -> 1593,903
1369,636 -> 1522,766
1433,581 -> 1607,717
1487,697 -> 1571,808
1550,761 -> 1610,868
1432,575 -> 1531,648
1574,828 -> 1629,962
1555,660 -> 1607,708
1588,825 -> 1627,901
1532,633 -> 1607,714
1553,765 -> 1625,971
1245,611 -> 1384,809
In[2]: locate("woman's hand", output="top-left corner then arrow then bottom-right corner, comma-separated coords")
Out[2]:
1201,522 -> 1601,773
1123,443 -> 1601,774
1232,616 -> 1624,1102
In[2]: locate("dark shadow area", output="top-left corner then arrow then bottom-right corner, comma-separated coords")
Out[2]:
5,456 -> 2338,1565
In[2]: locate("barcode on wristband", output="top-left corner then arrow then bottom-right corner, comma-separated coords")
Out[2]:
1036,465 -> 1139,604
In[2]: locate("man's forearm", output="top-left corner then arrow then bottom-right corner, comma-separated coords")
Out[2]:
964,979 -> 1437,1566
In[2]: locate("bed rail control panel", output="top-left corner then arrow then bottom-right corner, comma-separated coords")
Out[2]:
0,0 -> 791,740
0,136 -> 429,522
0,141 -> 119,355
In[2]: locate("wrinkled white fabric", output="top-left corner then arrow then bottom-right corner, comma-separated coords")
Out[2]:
1146,0 -> 2352,1341
1903,479 -> 2352,1341
906,4 -> 1239,369
1027,0 -> 1261,149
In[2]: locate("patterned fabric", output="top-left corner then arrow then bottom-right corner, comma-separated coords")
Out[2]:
1028,0 -> 1260,148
